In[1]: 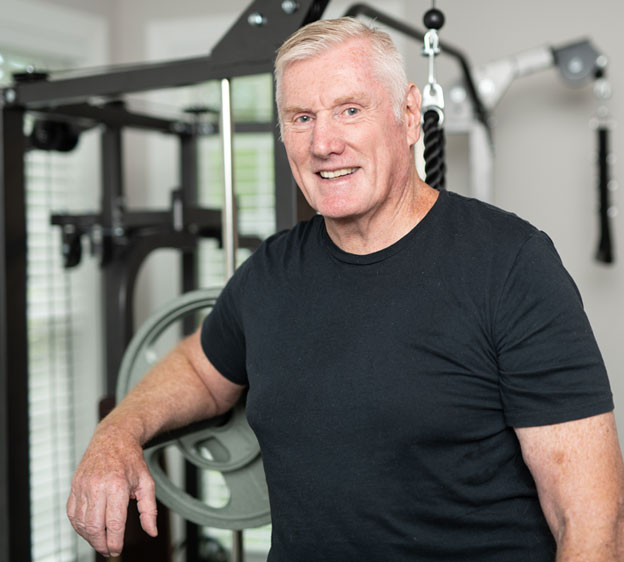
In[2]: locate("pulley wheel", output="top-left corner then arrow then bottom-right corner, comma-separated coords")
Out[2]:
116,288 -> 271,530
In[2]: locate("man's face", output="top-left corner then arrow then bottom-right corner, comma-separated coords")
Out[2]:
279,38 -> 420,222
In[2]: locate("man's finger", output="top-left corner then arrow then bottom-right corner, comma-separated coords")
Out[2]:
135,475 -> 159,537
66,490 -> 77,521
105,492 -> 130,557
81,493 -> 110,556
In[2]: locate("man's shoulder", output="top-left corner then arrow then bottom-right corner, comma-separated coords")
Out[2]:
442,190 -> 540,246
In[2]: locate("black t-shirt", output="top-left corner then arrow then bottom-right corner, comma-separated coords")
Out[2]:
201,190 -> 613,561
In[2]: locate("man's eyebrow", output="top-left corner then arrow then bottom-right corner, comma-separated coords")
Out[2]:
333,93 -> 369,106
282,93 -> 370,116
282,106 -> 308,116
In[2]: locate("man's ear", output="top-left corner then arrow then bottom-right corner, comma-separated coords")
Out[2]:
404,83 -> 422,147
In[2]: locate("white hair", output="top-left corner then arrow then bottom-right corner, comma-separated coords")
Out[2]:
274,17 -> 409,131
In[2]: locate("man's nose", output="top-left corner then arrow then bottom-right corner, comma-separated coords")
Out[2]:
311,115 -> 345,158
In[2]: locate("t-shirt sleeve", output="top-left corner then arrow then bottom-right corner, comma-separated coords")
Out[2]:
200,264 -> 249,386
494,231 -> 613,427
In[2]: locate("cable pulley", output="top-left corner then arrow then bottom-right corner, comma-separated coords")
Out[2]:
421,3 -> 446,190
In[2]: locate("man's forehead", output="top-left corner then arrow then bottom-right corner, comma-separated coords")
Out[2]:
281,43 -> 377,100
286,37 -> 371,70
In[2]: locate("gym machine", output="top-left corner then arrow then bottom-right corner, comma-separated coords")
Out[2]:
0,2 -> 330,561
0,1 -> 616,562
345,3 -> 616,263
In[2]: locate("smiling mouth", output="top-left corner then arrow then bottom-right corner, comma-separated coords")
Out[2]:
318,167 -> 358,179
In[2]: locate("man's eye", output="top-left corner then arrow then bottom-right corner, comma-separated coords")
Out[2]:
295,115 -> 311,123
345,107 -> 359,116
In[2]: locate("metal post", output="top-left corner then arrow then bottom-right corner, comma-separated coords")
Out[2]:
0,108 -> 9,562
179,131 -> 201,562
100,126 -> 128,398
273,95 -> 297,230
180,131 -> 199,323
0,104 -> 32,562
220,77 -> 245,562
469,123 -> 494,204
220,78 -> 237,281
231,530 -> 245,562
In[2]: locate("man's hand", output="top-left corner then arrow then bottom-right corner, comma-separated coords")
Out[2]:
66,426 -> 158,557
66,329 -> 244,556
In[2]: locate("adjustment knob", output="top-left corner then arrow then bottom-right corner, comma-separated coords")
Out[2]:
423,8 -> 445,30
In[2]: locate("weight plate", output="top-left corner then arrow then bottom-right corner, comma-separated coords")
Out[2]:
116,288 -> 271,529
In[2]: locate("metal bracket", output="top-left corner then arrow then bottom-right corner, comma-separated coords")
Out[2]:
422,83 -> 445,126
421,28 -> 445,125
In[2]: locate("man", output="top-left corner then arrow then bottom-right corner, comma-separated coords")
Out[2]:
68,18 -> 624,561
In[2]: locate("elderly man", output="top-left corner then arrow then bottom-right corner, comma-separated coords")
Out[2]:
68,18 -> 624,561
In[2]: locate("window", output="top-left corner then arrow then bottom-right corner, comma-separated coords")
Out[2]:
26,146 -> 79,562
195,74 -> 276,286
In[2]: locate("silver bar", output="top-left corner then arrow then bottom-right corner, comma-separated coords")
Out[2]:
470,121 -> 494,203
220,77 -> 237,281
220,78 -> 244,562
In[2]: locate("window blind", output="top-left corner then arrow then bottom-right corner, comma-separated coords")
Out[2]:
26,150 -> 80,562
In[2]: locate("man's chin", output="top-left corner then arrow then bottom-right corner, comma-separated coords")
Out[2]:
319,209 -> 363,223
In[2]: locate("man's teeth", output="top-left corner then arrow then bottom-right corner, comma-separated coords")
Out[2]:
319,168 -> 357,179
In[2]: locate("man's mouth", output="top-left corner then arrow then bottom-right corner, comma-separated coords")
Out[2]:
318,167 -> 358,179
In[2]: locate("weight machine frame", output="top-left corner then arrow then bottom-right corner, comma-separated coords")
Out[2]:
0,1 -> 329,561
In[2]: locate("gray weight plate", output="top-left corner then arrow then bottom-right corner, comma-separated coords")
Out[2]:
116,288 -> 271,530
176,404 -> 261,472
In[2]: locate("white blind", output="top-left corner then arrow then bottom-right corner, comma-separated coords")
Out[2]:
26,151 -> 79,562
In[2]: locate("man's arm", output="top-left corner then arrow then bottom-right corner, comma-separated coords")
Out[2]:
515,411 -> 624,561
66,327 -> 245,558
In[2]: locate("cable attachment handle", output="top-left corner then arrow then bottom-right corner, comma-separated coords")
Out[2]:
421,7 -> 445,125
591,55 -> 616,264
421,5 -> 447,190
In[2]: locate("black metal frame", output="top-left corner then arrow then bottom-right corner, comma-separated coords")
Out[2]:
0,1 -> 330,561
0,103 -> 31,562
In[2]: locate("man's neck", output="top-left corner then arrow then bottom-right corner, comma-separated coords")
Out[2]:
324,180 -> 439,255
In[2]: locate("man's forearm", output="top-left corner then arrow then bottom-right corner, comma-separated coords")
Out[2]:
67,330 -> 239,556
100,335 -> 219,446
555,517 -> 623,562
